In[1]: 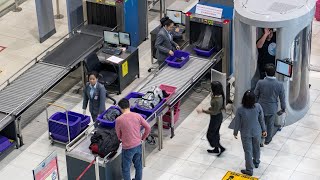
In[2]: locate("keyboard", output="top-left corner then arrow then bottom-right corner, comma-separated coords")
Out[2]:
102,47 -> 122,55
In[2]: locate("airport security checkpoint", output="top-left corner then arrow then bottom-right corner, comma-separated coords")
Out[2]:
0,0 -> 318,179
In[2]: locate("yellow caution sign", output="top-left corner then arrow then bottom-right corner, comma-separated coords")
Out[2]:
222,171 -> 259,180
122,61 -> 128,77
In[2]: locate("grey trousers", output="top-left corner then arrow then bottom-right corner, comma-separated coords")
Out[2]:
241,136 -> 261,173
91,113 -> 98,127
264,115 -> 276,143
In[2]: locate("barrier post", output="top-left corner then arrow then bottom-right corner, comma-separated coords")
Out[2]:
54,0 -> 64,19
12,0 -> 22,12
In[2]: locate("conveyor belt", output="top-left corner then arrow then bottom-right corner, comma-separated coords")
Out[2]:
139,55 -> 213,95
42,33 -> 102,67
0,63 -> 65,115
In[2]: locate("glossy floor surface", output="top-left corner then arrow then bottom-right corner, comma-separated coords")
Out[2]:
0,0 -> 320,180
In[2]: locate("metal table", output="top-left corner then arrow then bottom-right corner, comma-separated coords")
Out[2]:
135,48 -> 223,145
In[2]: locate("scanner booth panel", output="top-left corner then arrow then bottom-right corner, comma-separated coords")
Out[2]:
234,3 -> 315,126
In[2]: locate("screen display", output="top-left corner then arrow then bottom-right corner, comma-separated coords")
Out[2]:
276,60 -> 292,77
119,32 -> 131,46
166,10 -> 182,24
104,31 -> 119,45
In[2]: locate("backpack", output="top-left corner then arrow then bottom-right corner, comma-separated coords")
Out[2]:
194,25 -> 216,51
102,108 -> 121,122
137,86 -> 166,110
89,128 -> 120,158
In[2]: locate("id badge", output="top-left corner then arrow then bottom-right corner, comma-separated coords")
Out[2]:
94,95 -> 98,100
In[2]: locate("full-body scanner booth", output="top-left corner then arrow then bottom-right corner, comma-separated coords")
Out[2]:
233,0 -> 316,125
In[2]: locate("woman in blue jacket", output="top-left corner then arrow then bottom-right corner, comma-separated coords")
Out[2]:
82,72 -> 106,125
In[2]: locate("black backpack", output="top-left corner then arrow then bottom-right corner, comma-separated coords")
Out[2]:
102,108 -> 121,122
89,128 -> 120,158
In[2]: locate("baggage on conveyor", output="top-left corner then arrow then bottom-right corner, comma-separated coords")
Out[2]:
89,127 -> 120,158
96,106 -> 122,128
124,85 -> 176,117
193,25 -> 217,57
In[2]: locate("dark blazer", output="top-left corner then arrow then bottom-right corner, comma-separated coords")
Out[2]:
82,82 -> 106,116
155,27 -> 178,63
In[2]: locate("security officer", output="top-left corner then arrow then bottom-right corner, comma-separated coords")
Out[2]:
155,17 -> 180,69
82,71 -> 106,126
256,28 -> 276,79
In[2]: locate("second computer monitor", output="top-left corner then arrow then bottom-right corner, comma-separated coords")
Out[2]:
119,32 -> 131,46
166,9 -> 182,24
104,31 -> 119,45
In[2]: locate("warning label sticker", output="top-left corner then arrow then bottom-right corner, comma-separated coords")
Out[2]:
222,171 -> 259,180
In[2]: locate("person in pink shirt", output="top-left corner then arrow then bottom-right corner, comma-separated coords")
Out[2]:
115,98 -> 151,180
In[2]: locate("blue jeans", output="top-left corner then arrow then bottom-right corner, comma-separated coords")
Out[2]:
122,144 -> 142,180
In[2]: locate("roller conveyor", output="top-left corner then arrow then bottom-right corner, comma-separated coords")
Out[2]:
42,33 -> 102,67
0,63 -> 65,115
139,55 -> 214,95
0,25 -> 109,151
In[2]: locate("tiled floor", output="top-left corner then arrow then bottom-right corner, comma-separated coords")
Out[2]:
1,0 -> 320,180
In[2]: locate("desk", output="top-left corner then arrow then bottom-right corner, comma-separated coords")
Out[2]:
97,47 -> 139,94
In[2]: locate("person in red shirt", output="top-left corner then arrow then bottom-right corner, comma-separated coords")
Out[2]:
115,98 -> 151,180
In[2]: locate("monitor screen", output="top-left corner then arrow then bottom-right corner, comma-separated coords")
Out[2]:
276,59 -> 292,77
104,31 -> 119,45
166,10 -> 182,24
119,32 -> 131,46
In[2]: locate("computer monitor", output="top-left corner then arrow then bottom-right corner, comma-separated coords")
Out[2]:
119,32 -> 131,46
103,31 -> 119,46
276,59 -> 293,77
166,9 -> 182,24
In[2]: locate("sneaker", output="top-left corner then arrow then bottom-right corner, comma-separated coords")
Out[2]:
241,169 -> 253,176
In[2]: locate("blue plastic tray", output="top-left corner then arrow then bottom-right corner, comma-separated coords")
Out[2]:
135,98 -> 166,117
63,111 -> 90,131
49,112 -> 81,142
97,106 -> 122,128
0,136 -> 12,153
193,46 -> 216,57
165,50 -> 190,68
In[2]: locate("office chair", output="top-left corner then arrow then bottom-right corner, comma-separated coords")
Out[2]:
84,53 -> 118,105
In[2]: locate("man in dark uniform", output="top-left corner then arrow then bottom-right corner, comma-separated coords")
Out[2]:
256,28 -> 276,79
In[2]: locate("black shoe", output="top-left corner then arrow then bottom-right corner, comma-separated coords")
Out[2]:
207,148 -> 219,154
254,163 -> 259,168
264,141 -> 270,145
217,147 -> 225,157
241,169 -> 253,176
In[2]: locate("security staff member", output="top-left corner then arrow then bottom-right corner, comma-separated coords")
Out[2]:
82,71 -> 106,125
254,64 -> 286,145
155,17 -> 180,69
256,28 -> 276,79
